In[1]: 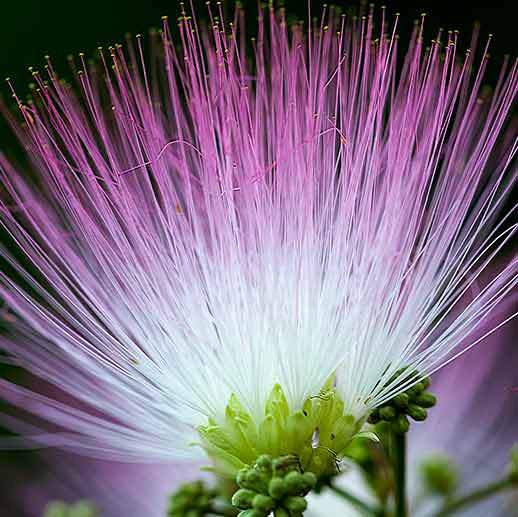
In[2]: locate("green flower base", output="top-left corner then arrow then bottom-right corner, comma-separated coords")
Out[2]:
197,380 -> 365,477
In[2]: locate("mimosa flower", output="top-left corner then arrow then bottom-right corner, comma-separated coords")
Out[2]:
0,4 -> 516,477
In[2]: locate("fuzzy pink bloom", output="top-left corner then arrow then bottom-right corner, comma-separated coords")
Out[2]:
0,4 -> 516,464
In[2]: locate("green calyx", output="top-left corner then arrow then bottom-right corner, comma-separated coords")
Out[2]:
197,380 -> 364,477
43,501 -> 99,517
368,371 -> 436,434
232,454 -> 317,517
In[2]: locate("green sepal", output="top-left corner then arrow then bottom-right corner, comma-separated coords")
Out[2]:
265,384 -> 290,420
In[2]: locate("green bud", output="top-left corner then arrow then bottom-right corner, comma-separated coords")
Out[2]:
284,495 -> 308,513
168,480 -> 215,516
379,406 -> 397,421
256,455 -> 273,471
268,477 -> 286,499
252,494 -> 275,513
392,414 -> 409,434
301,472 -> 317,490
415,392 -> 437,408
406,382 -> 425,398
420,455 -> 459,495
232,488 -> 256,509
246,470 -> 263,486
242,470 -> 268,493
234,454 -> 316,516
236,468 -> 249,487
239,510 -> 264,517
407,404 -> 427,421
393,393 -> 409,409
373,369 -> 437,434
284,471 -> 306,494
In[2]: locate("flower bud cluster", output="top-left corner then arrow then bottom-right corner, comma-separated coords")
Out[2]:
232,455 -> 317,517
368,373 -> 437,434
168,480 -> 218,516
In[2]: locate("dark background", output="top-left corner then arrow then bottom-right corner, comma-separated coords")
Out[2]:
1,0 -> 516,86
1,1 -> 516,147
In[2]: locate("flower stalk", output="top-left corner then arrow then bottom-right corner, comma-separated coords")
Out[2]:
435,478 -> 514,517
328,483 -> 384,516
392,432 -> 407,517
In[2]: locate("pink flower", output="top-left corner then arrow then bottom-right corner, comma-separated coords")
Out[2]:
0,5 -> 516,469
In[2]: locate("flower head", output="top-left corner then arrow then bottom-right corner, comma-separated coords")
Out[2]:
0,4 -> 516,474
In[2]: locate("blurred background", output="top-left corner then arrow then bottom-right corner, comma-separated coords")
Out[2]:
1,0 -> 515,95
1,0 -> 515,155
0,0 -> 515,146
0,0 -> 516,515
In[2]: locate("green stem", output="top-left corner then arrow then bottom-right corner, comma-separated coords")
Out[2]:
435,478 -> 513,517
329,483 -> 383,516
393,432 -> 407,517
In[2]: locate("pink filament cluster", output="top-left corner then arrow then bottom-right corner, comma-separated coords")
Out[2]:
0,4 -> 516,461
